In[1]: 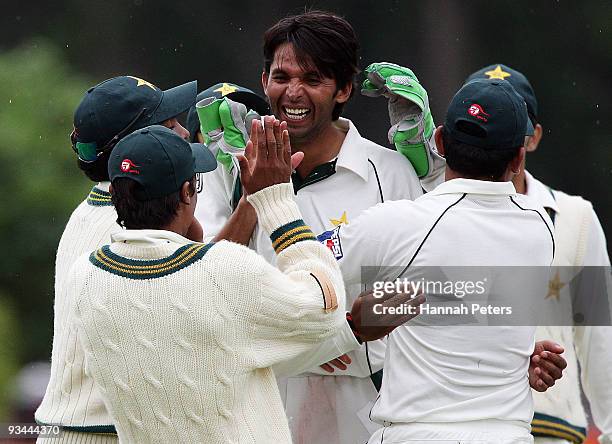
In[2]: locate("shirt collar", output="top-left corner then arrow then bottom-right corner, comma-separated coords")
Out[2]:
524,170 -> 559,214
97,181 -> 111,192
111,229 -> 191,246
335,118 -> 370,181
428,178 -> 517,196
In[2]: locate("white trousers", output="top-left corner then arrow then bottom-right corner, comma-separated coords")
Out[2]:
367,420 -> 533,444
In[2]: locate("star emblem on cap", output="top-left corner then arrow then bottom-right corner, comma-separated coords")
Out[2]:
330,211 -> 348,226
484,65 -> 511,80
127,76 -> 158,90
214,83 -> 238,96
545,271 -> 565,301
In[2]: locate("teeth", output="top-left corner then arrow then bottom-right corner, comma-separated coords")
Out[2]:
284,107 -> 310,120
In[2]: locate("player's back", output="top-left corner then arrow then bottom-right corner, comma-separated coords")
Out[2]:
344,179 -> 554,427
36,185 -> 119,432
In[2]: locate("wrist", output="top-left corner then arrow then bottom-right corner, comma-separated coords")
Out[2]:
346,312 -> 363,344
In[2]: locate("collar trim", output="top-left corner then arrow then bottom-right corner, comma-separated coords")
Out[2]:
87,186 -> 113,207
90,243 -> 214,279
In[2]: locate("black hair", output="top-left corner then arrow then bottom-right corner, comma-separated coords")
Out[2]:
77,150 -> 112,182
263,10 -> 359,120
442,127 -> 521,181
111,176 -> 196,230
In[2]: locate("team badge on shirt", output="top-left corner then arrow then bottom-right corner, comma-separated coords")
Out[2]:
317,226 -> 343,260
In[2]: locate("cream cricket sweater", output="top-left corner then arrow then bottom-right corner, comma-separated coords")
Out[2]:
67,183 -> 346,444
36,183 -> 120,438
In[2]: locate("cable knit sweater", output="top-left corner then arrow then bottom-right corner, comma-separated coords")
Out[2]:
36,183 -> 120,442
67,183 -> 346,444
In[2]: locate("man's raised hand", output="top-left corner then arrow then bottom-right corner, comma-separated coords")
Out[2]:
237,116 -> 293,195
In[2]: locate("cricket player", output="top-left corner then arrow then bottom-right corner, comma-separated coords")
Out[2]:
194,12 -> 567,443
35,76 -> 197,443
466,64 -> 612,444
63,121 -> 423,443
194,11 -> 439,443
318,78 -> 556,443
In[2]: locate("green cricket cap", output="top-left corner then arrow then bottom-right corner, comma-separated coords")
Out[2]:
73,76 -> 197,160
444,79 -> 534,150
464,64 -> 538,123
108,125 -> 217,200
186,82 -> 270,142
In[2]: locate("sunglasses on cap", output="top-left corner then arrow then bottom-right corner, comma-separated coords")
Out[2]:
70,108 -> 146,162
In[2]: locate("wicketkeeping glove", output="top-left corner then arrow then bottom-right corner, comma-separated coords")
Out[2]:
196,96 -> 260,172
362,62 -> 435,178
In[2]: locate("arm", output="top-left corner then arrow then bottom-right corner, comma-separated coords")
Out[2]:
575,209 -> 612,438
212,196 -> 257,245
237,116 -> 348,368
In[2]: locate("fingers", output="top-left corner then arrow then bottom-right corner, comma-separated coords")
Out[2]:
534,366 -> 556,389
245,125 -> 256,164
290,151 -> 304,169
280,121 -> 291,166
264,116 -> 278,160
248,119 -> 259,162
319,354 -> 352,373
236,154 -> 250,187
338,354 -> 352,365
540,340 -> 565,355
540,350 -> 567,370
537,353 -> 564,380
329,359 -> 348,371
532,340 -> 564,356
320,363 -> 334,373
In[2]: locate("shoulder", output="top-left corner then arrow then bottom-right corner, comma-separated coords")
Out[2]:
345,122 -> 421,199
358,134 -> 417,175
550,188 -> 593,212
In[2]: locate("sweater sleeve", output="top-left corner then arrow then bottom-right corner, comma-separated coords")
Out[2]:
243,183 -> 348,369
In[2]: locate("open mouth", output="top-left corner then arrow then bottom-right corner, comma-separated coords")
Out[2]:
283,106 -> 311,121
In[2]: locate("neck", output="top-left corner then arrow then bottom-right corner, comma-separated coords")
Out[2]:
512,170 -> 527,195
293,122 -> 346,178
444,168 -> 509,182
160,214 -> 190,238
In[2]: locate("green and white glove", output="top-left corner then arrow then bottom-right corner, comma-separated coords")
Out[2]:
362,62 -> 436,178
196,96 -> 260,172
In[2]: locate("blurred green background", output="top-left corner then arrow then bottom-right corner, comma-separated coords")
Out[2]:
0,0 -> 610,421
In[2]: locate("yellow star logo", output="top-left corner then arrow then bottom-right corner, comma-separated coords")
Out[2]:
127,76 -> 158,90
214,83 -> 238,96
484,65 -> 511,80
330,211 -> 348,226
545,271 -> 566,301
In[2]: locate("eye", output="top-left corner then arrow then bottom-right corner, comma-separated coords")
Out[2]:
272,73 -> 288,82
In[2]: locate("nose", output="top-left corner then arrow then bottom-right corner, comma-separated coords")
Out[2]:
286,79 -> 304,101
173,121 -> 190,141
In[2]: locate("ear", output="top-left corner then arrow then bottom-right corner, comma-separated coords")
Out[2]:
108,183 -> 114,195
261,71 -> 269,96
334,81 -> 352,104
525,123 -> 543,153
434,126 -> 445,156
196,131 -> 204,144
180,181 -> 192,205
510,147 -> 526,175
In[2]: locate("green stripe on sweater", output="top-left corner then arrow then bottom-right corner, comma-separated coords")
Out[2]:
269,219 -> 316,254
87,186 -> 113,207
90,243 -> 215,279
36,420 -> 117,435
531,412 -> 586,443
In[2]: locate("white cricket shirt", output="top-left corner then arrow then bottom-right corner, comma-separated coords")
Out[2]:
329,178 -> 555,427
